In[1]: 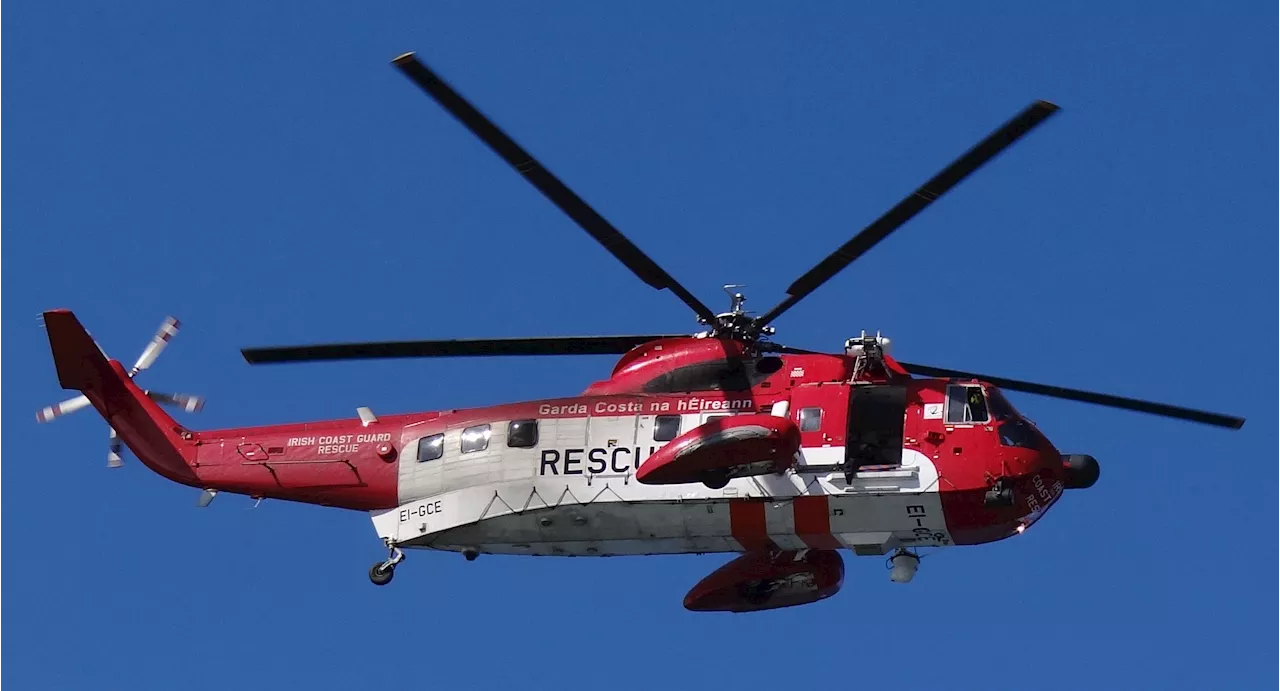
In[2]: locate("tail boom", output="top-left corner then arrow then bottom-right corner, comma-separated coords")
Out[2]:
42,309 -> 401,510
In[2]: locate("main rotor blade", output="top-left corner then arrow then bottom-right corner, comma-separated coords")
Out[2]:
753,100 -> 1061,331
242,334 -> 686,364
391,52 -> 718,325
897,361 -> 1245,430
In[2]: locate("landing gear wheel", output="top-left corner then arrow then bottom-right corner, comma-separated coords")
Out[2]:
369,563 -> 395,586
369,540 -> 405,586
701,470 -> 730,490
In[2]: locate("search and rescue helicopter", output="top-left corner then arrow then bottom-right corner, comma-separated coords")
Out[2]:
37,51 -> 1244,613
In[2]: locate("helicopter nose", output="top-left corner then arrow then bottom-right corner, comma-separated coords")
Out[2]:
1061,454 -> 1100,489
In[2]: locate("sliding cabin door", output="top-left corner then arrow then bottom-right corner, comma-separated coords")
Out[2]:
789,383 -> 849,467
846,384 -> 907,469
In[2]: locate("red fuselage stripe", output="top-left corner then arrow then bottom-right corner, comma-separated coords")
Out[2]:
793,495 -> 842,550
729,500 -> 775,552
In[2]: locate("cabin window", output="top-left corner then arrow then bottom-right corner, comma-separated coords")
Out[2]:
416,433 -> 444,462
945,385 -> 989,424
460,424 -> 491,454
507,419 -> 539,448
653,415 -> 681,442
799,406 -> 823,432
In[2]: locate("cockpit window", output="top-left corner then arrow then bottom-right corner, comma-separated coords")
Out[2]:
985,387 -> 1017,421
945,385 -> 989,424
998,418 -> 1040,449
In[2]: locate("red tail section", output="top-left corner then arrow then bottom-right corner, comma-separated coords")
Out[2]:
43,309 -> 201,485
42,309 -> 402,510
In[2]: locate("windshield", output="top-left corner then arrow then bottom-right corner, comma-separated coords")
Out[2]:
985,387 -> 1019,421
985,387 -> 1043,449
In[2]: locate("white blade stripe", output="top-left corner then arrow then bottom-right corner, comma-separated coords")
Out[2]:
107,427 -> 124,468
35,394 -> 90,422
132,316 -> 181,373
146,391 -> 205,413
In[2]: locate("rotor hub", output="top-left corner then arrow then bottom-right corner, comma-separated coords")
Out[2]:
704,285 -> 776,344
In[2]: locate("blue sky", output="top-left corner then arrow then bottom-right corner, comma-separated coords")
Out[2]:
4,3 -> 1275,689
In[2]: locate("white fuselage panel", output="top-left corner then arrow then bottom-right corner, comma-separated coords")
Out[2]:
374,407 -> 952,557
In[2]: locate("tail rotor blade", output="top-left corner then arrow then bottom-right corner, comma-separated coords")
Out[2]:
146,391 -> 206,413
107,427 -> 124,468
36,394 -> 91,423
131,317 -> 180,376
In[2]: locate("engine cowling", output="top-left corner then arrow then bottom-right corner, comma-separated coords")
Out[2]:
683,549 -> 845,613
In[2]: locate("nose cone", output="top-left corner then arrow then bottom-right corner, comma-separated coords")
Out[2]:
1062,454 -> 1100,489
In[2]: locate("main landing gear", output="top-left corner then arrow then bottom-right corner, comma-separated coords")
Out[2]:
369,540 -> 405,586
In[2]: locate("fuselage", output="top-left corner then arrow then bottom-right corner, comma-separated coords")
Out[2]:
368,385 -> 1060,558
40,310 -> 1074,566
179,338 -> 1069,559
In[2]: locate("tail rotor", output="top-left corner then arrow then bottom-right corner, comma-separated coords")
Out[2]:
107,426 -> 124,468
36,315 -> 206,467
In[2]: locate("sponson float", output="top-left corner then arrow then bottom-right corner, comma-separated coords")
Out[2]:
37,51 -> 1244,613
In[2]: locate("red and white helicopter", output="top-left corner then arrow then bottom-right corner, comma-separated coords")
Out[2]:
38,52 -> 1244,613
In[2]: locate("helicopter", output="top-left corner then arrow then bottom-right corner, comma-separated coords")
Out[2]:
37,51 -> 1244,613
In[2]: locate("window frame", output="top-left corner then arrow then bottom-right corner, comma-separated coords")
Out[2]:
460,423 -> 492,454
507,419 -> 539,449
416,433 -> 445,463
653,414 -> 682,442
944,384 -> 991,425
798,406 -> 823,432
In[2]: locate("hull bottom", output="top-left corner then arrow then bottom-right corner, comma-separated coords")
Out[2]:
393,495 -> 956,557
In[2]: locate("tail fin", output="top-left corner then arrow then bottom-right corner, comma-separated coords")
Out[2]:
43,309 -> 200,485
